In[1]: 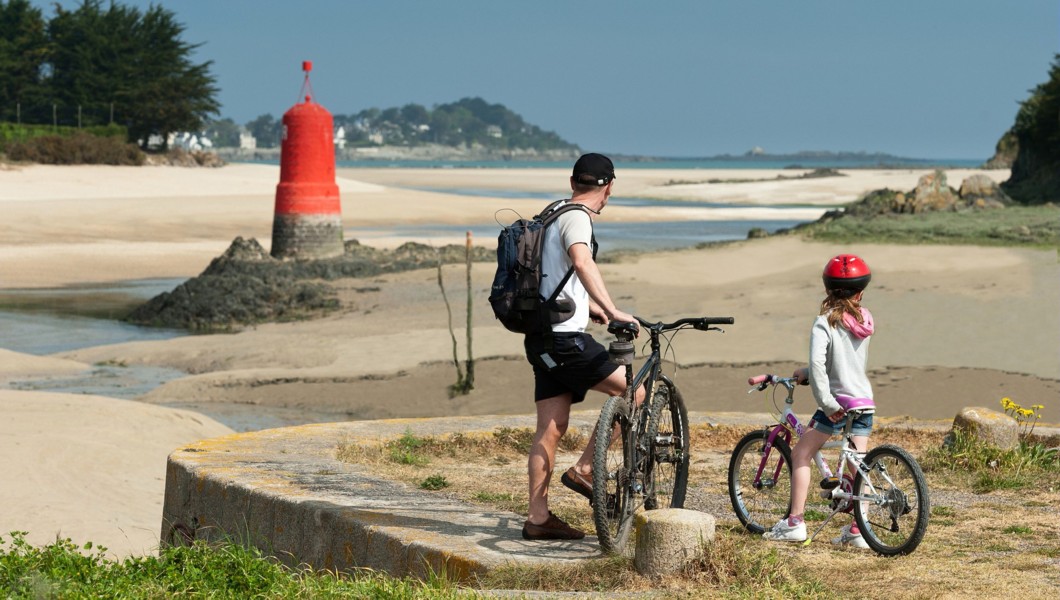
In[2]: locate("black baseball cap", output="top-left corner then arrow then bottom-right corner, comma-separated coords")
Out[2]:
572,153 -> 616,186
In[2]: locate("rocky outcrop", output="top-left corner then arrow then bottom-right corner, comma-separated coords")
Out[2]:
843,171 -> 1008,217
125,236 -> 494,332
999,54 -> 1060,204
958,174 -> 1010,208
982,128 -> 1017,170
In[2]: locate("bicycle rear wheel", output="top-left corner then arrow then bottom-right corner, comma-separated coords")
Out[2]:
727,429 -> 792,534
592,395 -> 635,554
644,380 -> 690,509
853,444 -> 930,556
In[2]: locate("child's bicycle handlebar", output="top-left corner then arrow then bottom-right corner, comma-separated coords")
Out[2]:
747,373 -> 805,392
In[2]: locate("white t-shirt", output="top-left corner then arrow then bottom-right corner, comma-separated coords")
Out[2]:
539,203 -> 594,333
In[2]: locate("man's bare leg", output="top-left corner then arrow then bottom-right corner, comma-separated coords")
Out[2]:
527,393 -> 572,524
569,366 -> 644,480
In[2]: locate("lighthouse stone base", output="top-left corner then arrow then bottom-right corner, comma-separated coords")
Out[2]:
270,213 -> 345,260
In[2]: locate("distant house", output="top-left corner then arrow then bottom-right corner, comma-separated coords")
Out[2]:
368,132 -> 384,145
168,132 -> 213,151
239,130 -> 257,151
486,125 -> 502,138
335,126 -> 347,149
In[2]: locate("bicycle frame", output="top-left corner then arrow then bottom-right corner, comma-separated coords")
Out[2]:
757,380 -> 846,494
613,317 -> 730,502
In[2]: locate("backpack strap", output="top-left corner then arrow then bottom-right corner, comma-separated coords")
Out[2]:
537,200 -> 594,313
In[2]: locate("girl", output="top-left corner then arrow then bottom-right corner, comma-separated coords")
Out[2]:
763,254 -> 875,549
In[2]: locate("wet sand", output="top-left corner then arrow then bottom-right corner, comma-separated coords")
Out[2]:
0,162 -> 1056,557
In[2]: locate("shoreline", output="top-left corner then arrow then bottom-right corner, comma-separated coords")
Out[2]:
0,162 -> 1056,558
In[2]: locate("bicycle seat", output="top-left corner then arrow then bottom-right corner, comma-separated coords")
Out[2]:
836,395 -> 875,414
607,320 -> 639,340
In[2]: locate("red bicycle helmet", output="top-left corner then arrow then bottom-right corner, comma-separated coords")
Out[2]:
822,254 -> 871,295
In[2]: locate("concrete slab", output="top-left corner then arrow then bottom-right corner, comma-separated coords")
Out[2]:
161,411 -> 618,581
162,409 -> 1027,582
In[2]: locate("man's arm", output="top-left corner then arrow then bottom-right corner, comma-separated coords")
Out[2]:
568,242 -> 635,325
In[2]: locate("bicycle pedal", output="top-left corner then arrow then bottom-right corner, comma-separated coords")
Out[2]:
819,477 -> 840,490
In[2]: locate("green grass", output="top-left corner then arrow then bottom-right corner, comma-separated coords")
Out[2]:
787,204 -> 1060,248
924,429 -> 1060,492
420,474 -> 450,490
0,532 -> 471,599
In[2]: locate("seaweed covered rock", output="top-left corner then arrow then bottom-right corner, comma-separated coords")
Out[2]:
125,236 -> 494,332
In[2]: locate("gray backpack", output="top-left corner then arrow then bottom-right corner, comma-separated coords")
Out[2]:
488,200 -> 595,334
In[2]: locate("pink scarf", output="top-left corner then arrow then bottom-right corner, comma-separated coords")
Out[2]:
842,307 -> 874,339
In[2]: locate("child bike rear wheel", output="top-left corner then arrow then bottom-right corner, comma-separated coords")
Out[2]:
592,396 -> 635,554
728,430 -> 793,534
853,444 -> 930,556
643,380 -> 690,510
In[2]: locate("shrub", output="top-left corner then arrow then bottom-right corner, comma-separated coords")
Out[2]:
4,132 -> 144,165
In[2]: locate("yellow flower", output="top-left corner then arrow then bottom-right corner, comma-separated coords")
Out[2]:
1032,404 -> 1044,410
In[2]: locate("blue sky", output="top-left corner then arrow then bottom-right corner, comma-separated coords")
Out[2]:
32,1 -> 1060,159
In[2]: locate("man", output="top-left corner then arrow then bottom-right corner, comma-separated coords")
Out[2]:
522,153 -> 644,540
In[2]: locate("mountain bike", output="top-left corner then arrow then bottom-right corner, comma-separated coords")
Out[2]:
592,315 -> 734,554
727,372 -> 930,555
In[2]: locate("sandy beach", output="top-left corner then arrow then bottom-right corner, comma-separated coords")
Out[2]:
0,162 -> 1056,557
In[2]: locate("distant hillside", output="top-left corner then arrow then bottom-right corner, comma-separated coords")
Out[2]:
236,97 -> 579,153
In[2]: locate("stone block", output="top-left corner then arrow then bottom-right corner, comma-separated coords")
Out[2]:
948,406 -> 1019,450
633,508 -> 715,577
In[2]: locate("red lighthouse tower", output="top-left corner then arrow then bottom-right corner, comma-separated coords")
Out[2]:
270,61 -> 344,260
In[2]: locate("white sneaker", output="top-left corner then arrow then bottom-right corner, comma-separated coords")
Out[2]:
831,523 -> 870,549
762,518 -> 807,542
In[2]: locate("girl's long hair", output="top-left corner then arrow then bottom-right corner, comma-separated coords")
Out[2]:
820,290 -> 864,329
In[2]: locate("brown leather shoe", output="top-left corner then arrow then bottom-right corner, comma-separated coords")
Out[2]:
522,512 -> 586,540
561,466 -> 593,501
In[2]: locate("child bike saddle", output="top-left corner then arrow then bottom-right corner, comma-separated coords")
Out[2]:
836,395 -> 875,414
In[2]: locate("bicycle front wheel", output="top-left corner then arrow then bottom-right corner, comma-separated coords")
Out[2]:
728,429 -> 792,534
592,395 -> 635,554
853,444 -> 930,556
644,379 -> 690,510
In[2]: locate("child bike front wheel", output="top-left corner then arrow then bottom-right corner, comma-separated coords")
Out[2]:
728,429 -> 793,534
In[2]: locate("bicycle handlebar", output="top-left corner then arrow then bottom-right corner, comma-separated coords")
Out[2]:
747,373 -> 801,393
634,316 -> 734,331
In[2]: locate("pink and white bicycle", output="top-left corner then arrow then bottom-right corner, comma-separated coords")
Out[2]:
727,372 -> 930,555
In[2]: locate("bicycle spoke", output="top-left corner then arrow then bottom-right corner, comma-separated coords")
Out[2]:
728,430 -> 792,534
644,382 -> 690,510
854,445 -> 930,556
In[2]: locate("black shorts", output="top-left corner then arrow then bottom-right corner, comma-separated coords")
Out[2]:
524,332 -> 620,404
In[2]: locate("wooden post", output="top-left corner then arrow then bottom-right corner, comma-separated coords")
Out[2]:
464,231 -> 475,389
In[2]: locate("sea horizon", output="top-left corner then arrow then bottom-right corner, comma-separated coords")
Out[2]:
232,156 -> 987,171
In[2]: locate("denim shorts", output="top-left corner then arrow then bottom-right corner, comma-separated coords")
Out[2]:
524,332 -> 619,403
809,408 -> 874,437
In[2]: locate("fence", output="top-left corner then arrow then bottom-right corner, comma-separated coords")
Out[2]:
1,102 -> 123,130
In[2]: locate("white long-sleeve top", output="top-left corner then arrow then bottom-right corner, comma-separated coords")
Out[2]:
808,314 -> 873,415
